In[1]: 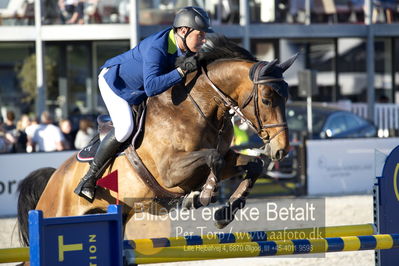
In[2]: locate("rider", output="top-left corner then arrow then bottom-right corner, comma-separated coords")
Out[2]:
74,6 -> 214,202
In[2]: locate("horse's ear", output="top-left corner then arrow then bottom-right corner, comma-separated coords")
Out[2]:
278,53 -> 299,73
259,59 -> 278,76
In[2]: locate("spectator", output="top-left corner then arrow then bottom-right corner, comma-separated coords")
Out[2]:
59,0 -> 85,24
349,0 -> 365,23
0,117 -> 11,153
85,0 -> 101,24
59,118 -> 77,150
43,0 -> 62,24
3,110 -> 16,131
2,110 -> 21,152
25,115 -> 40,153
0,126 -> 11,153
31,111 -> 65,152
74,118 -> 96,149
288,0 -> 307,23
373,0 -> 395,23
10,115 -> 29,153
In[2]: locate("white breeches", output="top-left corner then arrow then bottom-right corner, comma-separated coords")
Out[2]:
98,68 -> 134,142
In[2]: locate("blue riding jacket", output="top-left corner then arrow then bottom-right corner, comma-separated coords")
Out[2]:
101,27 -> 183,105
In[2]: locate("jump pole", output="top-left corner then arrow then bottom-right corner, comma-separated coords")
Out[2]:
125,234 -> 399,264
0,247 -> 29,263
130,223 -> 375,248
0,223 -> 375,264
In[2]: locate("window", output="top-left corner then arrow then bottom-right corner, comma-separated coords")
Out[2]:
375,38 -> 393,101
343,113 -> 361,131
337,38 -> 367,101
325,114 -> 347,136
280,39 -> 335,101
0,42 -> 34,112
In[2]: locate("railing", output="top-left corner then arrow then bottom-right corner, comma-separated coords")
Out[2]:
1,0 -> 399,26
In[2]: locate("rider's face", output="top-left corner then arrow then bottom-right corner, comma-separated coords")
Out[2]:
179,28 -> 206,53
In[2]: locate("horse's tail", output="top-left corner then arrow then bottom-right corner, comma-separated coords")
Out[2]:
17,167 -> 56,246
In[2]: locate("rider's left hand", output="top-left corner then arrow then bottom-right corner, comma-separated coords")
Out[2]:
176,55 -> 199,74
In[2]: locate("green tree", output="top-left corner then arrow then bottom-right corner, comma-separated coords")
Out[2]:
16,54 -> 57,103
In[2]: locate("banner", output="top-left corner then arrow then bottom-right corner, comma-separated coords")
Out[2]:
307,138 -> 399,195
0,151 -> 75,216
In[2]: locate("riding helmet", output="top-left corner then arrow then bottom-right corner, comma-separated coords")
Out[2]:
173,6 -> 214,33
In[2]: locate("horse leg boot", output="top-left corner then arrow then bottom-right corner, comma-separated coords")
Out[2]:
74,128 -> 122,202
214,157 -> 265,229
199,151 -> 225,207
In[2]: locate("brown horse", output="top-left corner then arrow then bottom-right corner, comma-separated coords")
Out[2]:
17,36 -> 297,246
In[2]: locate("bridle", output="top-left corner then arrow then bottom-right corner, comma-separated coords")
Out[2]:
199,62 -> 287,143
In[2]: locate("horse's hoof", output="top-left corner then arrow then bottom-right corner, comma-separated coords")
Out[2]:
213,204 -> 233,229
210,195 -> 218,204
181,191 -> 201,209
214,198 -> 247,229
215,220 -> 230,229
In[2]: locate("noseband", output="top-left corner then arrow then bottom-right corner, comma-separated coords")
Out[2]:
201,63 -> 287,143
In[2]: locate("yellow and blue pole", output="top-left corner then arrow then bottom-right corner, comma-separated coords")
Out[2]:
130,223 -> 375,249
1,231 -> 397,264
0,247 -> 29,263
126,234 -> 399,264
0,224 -> 376,264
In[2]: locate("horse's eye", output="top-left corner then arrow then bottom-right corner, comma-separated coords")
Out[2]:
262,98 -> 272,106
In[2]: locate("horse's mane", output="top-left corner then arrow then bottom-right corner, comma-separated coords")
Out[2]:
198,34 -> 258,65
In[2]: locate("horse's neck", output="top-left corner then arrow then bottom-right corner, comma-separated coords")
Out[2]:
204,60 -> 251,104
145,61 -> 249,124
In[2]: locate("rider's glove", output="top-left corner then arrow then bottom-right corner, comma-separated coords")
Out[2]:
176,55 -> 198,75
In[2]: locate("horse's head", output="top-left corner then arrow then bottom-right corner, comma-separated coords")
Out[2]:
238,54 -> 297,160
197,35 -> 297,160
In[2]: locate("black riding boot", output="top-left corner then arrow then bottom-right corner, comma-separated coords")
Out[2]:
74,128 -> 122,202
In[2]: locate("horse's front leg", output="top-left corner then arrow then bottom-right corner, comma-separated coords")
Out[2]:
214,149 -> 268,229
161,149 -> 218,186
198,150 -> 225,207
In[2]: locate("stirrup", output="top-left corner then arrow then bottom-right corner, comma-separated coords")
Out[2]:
79,187 -> 96,203
74,184 -> 96,203
74,176 -> 97,203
